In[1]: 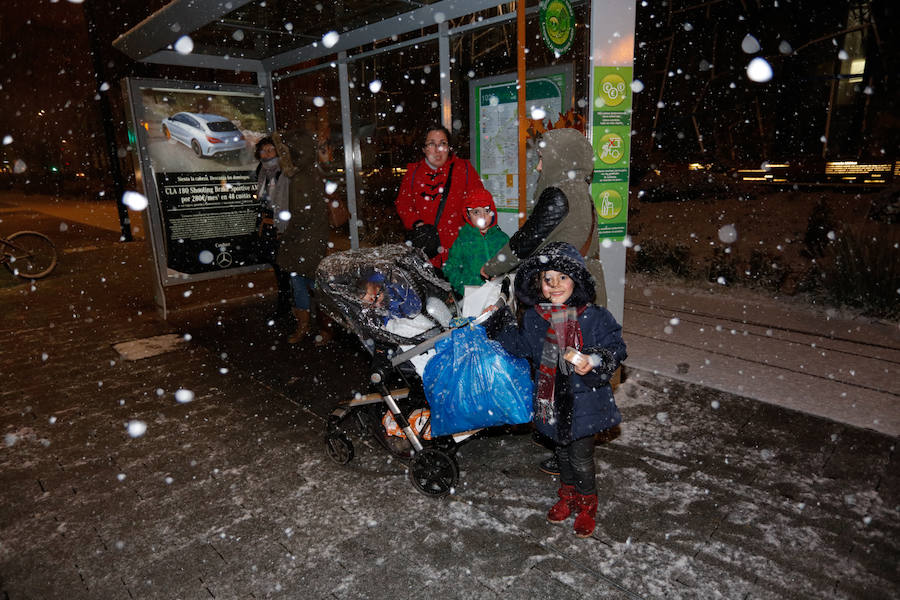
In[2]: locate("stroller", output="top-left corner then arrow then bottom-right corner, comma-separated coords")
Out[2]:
316,244 -> 509,497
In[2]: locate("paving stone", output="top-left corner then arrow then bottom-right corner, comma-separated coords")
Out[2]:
1,230 -> 897,599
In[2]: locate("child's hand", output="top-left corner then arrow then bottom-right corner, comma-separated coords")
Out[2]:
480,266 -> 488,280
564,348 -> 593,376
572,360 -> 592,376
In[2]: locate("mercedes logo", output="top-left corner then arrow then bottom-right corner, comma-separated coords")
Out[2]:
215,251 -> 233,268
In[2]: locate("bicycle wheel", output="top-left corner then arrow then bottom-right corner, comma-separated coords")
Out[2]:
5,231 -> 58,279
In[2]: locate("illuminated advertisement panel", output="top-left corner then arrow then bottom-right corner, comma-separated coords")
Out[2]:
123,78 -> 274,282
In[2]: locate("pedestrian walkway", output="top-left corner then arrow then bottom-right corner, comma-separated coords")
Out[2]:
623,273 -> 900,436
0,191 -> 142,239
5,191 -> 896,435
0,196 -> 897,599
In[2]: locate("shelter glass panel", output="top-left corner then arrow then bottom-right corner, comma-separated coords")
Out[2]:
448,4 -> 592,225
449,4 -> 593,154
347,40 -> 442,247
274,67 -> 352,252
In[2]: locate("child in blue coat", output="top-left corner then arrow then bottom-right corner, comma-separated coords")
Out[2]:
495,242 -> 626,538
358,270 -> 422,324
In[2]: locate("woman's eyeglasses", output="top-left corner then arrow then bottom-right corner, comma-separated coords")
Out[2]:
425,141 -> 450,151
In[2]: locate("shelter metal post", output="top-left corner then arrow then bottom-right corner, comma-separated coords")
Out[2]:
257,70 -> 276,131
516,0 -> 527,227
439,22 -> 452,130
338,52 -> 360,249
588,0 -> 637,325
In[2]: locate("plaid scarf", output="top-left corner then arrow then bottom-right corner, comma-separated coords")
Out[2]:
533,303 -> 587,424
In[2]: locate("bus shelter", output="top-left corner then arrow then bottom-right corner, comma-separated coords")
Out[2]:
114,0 -> 636,321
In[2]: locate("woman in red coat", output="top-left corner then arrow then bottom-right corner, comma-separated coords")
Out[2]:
394,124 -> 487,268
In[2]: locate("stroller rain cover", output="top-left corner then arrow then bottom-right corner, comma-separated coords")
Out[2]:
315,244 -> 455,347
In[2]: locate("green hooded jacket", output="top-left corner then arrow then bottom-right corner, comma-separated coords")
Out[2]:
444,223 -> 509,294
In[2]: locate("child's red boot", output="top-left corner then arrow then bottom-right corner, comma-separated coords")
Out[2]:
573,493 -> 598,538
547,484 -> 576,523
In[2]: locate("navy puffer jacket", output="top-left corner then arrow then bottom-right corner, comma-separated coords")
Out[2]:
495,242 -> 626,443
496,305 -> 625,443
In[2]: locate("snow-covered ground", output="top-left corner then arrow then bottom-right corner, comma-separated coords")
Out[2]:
623,272 -> 900,436
1,192 -> 896,597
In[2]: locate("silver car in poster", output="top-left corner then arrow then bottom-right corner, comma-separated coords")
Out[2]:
161,112 -> 246,158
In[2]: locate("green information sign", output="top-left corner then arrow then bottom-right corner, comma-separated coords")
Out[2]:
539,0 -> 575,56
593,112 -> 630,127
591,66 -> 633,241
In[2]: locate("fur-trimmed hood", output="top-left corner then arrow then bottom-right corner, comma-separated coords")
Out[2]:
533,128 -> 594,202
514,241 -> 596,306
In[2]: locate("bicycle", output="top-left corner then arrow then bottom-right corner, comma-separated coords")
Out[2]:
1,231 -> 58,279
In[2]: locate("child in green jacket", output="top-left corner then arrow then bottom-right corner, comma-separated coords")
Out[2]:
444,189 -> 510,295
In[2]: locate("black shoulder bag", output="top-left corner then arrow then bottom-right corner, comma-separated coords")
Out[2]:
408,163 -> 455,259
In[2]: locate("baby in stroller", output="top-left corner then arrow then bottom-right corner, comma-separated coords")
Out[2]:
357,269 -> 422,324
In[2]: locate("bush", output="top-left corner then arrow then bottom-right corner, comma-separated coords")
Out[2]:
628,239 -> 693,277
746,249 -> 789,290
705,246 -> 739,285
817,223 -> 900,319
868,185 -> 900,225
803,198 -> 835,257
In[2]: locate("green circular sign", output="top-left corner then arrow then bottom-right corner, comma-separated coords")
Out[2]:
597,133 -> 625,165
540,0 -> 575,55
595,188 -> 623,219
599,73 -> 628,107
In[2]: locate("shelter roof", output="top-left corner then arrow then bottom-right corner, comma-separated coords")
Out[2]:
114,0 -> 502,73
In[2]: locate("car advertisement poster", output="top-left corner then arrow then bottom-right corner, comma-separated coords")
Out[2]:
128,81 -> 271,275
590,66 -> 632,241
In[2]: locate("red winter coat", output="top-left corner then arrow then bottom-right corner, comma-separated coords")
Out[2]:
394,154 -> 487,267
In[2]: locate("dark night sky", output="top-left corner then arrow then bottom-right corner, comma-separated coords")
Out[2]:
1,0 -> 897,183
0,0 -> 171,177
0,2 -> 98,171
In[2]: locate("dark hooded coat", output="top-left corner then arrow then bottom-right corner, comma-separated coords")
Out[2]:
273,131 -> 331,278
481,128 -> 607,307
495,242 -> 625,443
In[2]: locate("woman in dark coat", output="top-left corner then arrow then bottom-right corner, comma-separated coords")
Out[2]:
272,131 -> 332,344
481,128 -> 607,306
495,242 -> 626,538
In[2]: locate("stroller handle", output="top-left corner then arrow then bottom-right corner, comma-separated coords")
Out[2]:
470,295 -> 506,327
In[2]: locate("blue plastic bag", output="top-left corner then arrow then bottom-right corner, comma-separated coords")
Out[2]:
423,323 -> 533,436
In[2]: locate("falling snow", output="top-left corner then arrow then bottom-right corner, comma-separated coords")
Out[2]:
174,35 -> 194,55
746,57 -> 774,82
322,31 -> 339,48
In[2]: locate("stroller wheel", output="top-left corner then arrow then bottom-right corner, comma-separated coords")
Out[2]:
409,448 -> 459,497
325,432 -> 354,465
